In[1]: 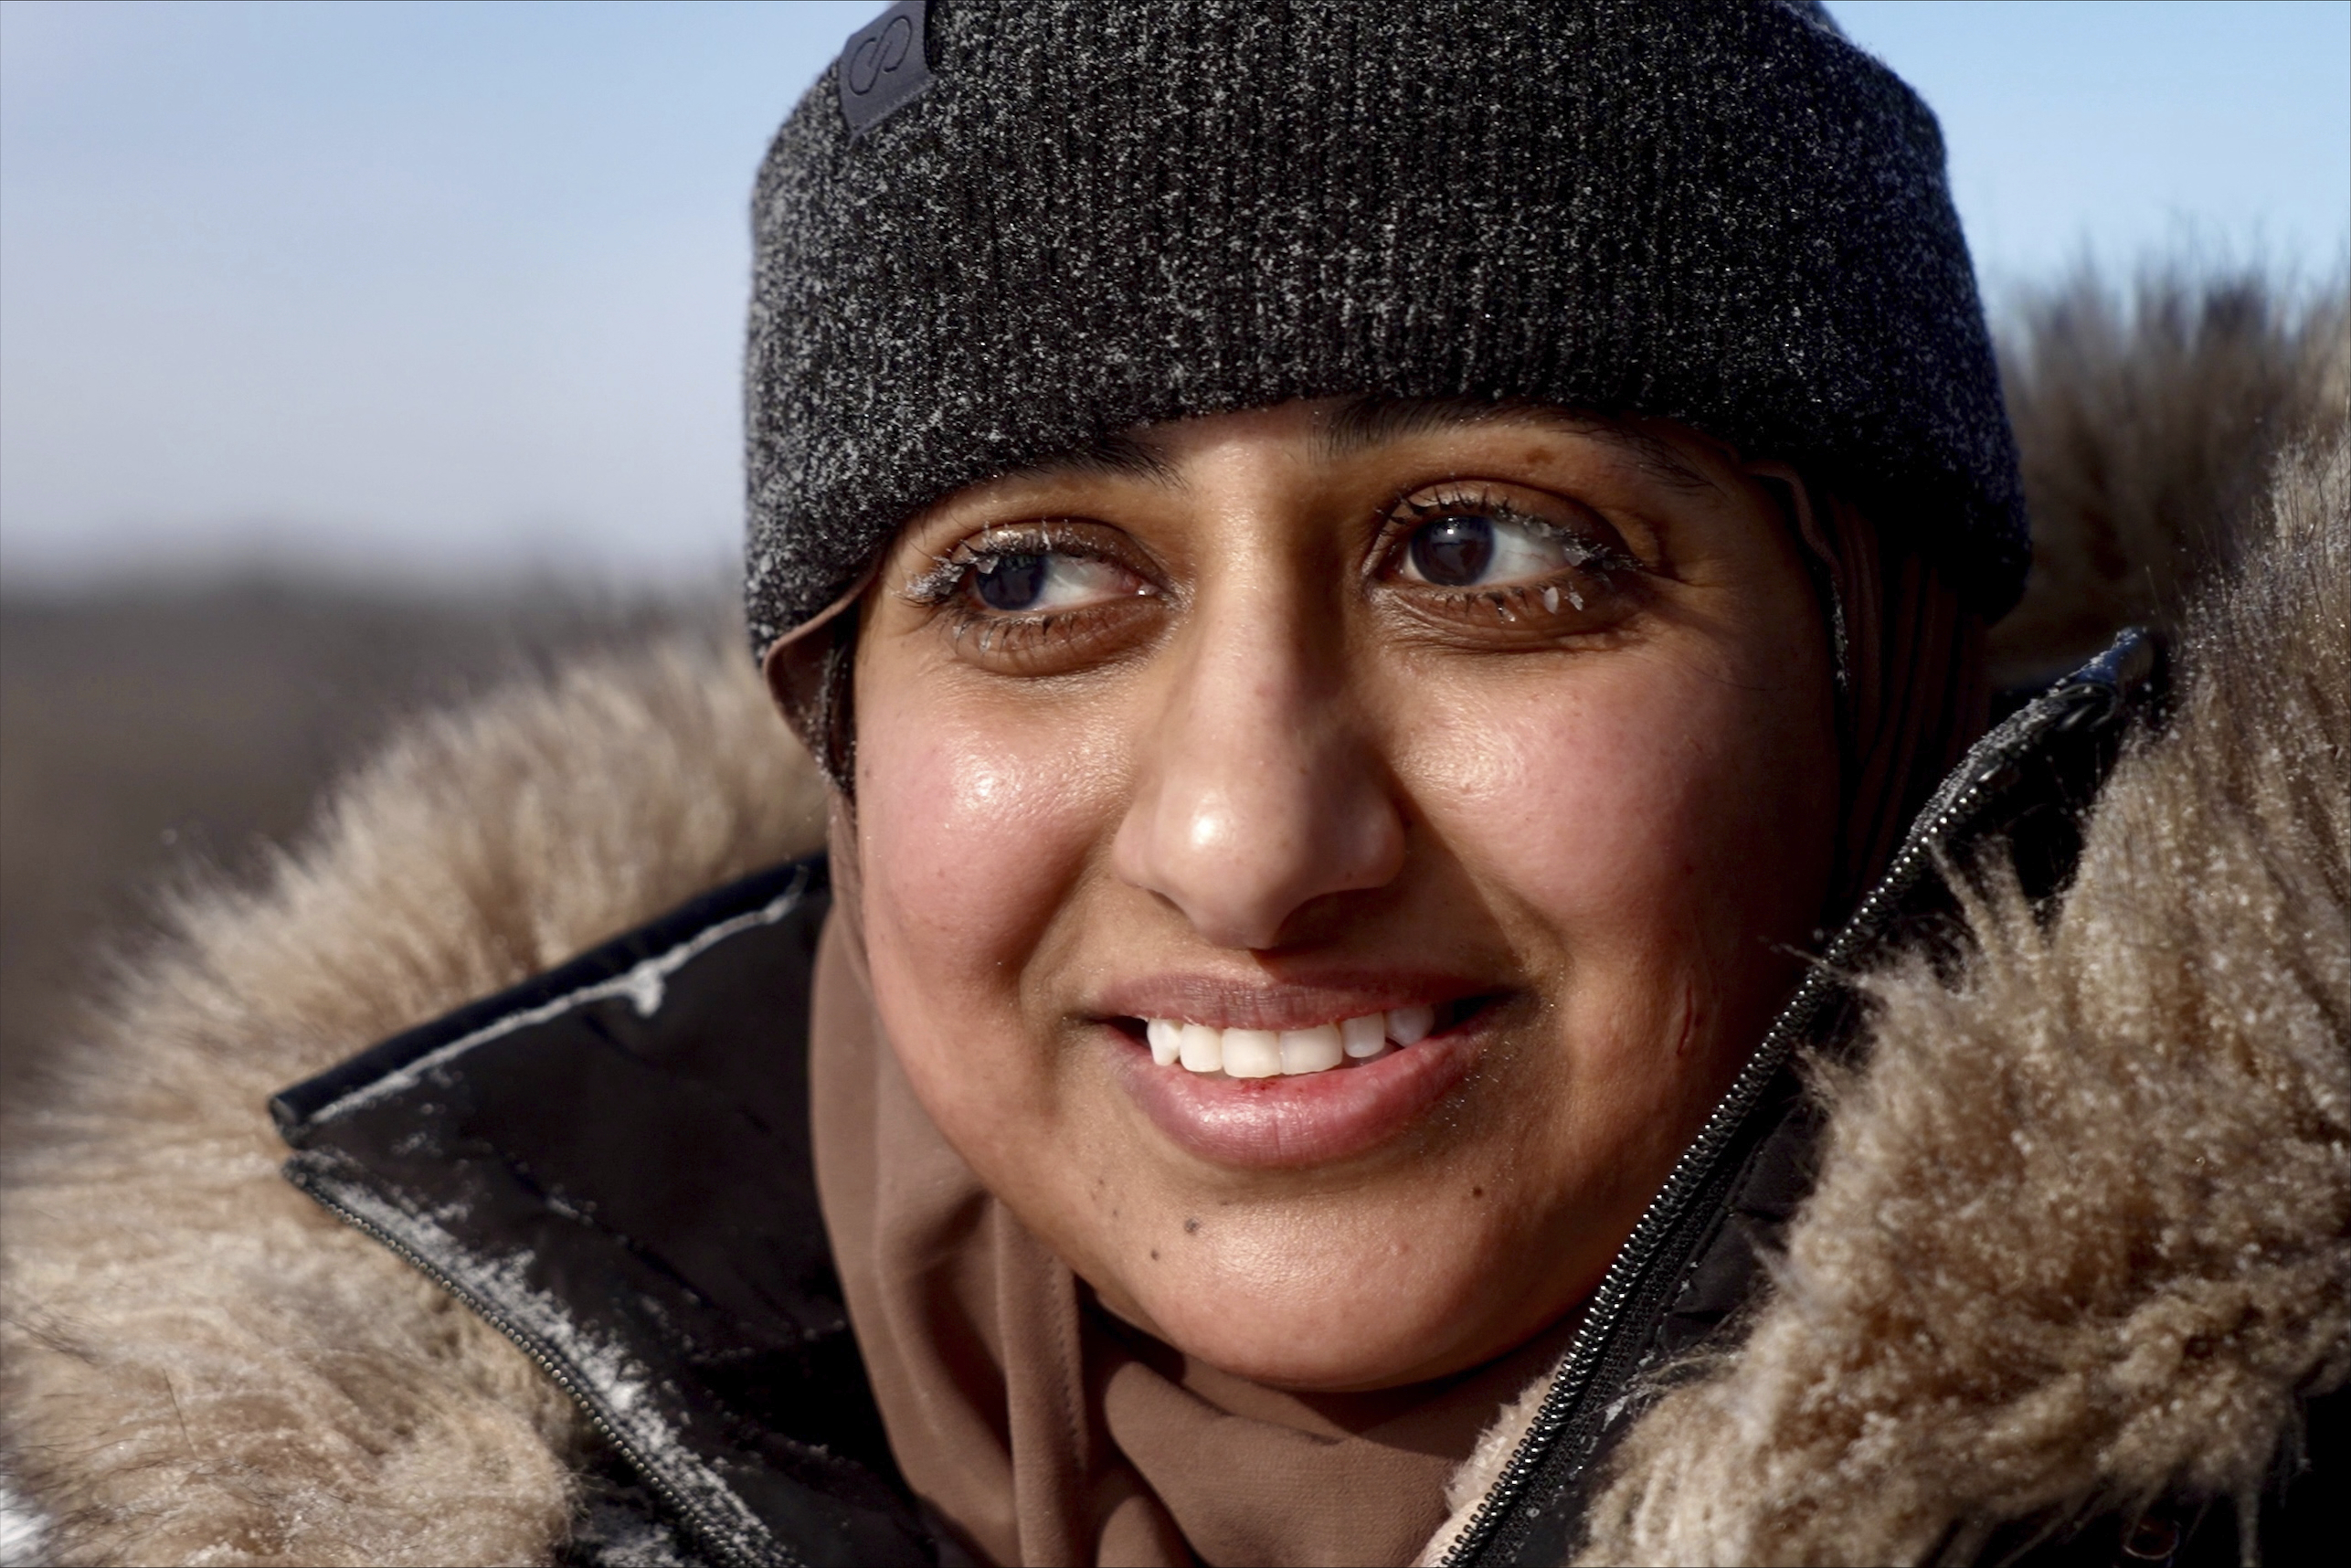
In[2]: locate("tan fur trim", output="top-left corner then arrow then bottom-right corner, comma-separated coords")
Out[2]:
1570,440 -> 2350,1564
1,638 -> 822,1566
1414,1365 -> 1551,1567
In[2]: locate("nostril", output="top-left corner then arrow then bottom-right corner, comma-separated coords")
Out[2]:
1110,668 -> 1407,947
1122,791 -> 1407,950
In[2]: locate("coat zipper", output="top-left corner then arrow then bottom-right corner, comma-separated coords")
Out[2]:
1439,673 -> 2116,1567
298,1180 -> 794,1568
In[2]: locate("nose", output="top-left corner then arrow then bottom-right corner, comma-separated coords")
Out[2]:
1110,617 -> 1407,950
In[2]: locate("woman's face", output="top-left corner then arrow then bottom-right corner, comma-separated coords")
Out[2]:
841,398 -> 1837,1392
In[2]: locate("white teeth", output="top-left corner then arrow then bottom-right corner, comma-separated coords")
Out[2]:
1541,585 -> 1561,613
1144,1008 -> 1443,1075
1178,1022 -> 1223,1074
1279,1024 -> 1344,1075
1222,1029 -> 1283,1078
1385,1005 -> 1436,1045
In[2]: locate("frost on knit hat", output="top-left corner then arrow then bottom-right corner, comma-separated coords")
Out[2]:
743,0 -> 2028,653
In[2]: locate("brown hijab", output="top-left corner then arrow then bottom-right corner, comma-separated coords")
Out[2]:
805,482 -> 1986,1567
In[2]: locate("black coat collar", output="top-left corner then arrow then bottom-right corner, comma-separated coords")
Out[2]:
274,860 -> 933,1568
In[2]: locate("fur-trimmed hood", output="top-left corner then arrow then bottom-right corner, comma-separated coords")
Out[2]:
5,344 -> 2346,1563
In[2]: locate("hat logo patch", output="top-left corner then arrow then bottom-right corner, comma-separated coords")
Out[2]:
839,1 -> 932,138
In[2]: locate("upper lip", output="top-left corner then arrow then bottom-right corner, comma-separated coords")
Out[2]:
1089,969 -> 1490,1033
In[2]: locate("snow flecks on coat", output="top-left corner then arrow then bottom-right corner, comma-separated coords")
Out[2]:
305,1180 -> 782,1568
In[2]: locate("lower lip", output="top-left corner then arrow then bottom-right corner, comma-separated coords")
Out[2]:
1108,1023 -> 1482,1169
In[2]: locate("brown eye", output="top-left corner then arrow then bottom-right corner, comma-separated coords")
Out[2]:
1396,508 -> 1592,588
1407,516 -> 1496,585
958,547 -> 1149,615
899,521 -> 1169,676
972,553 -> 1049,610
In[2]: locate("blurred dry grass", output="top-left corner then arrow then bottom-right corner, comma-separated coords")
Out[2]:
1990,264 -> 2349,685
0,579 -> 729,1112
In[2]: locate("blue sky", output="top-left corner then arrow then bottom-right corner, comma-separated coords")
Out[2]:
1,1 -> 2345,587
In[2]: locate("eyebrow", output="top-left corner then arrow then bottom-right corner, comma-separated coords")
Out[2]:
1002,396 -> 1721,493
1318,395 -> 1721,493
1001,429 -> 1182,486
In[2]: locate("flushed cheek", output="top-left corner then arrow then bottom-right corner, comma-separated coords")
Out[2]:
1397,659 -> 1817,1147
854,701 -> 1117,1144
857,705 -> 1106,979
1402,675 -> 1739,941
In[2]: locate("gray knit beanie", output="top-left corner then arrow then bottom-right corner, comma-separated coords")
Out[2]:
744,0 -> 2027,654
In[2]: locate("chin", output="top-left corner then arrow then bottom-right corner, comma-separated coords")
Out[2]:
1091,1202 -> 1526,1392
1139,1287 -> 1467,1392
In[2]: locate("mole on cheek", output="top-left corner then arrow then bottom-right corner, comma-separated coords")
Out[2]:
1184,1217 -> 1201,1234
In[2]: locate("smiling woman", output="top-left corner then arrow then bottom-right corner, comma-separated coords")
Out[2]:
2,2 -> 2345,1566
840,403 -> 1848,1386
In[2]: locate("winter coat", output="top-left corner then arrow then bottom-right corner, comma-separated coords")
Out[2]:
2,447 -> 2344,1565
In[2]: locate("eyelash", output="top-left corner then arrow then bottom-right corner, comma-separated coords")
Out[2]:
902,524 -> 1108,605
899,523 -> 1154,653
